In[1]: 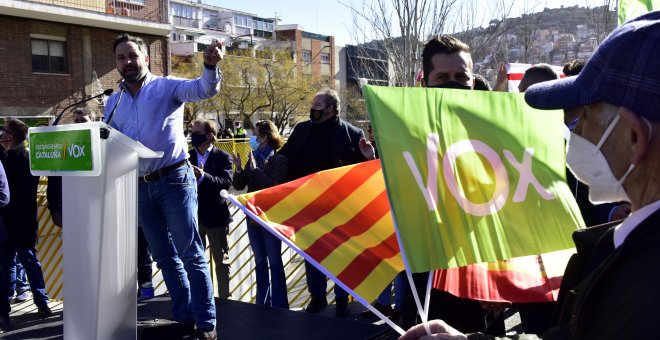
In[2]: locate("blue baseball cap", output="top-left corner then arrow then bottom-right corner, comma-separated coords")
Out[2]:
525,11 -> 660,122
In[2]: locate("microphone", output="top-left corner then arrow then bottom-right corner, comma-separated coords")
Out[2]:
104,87 -> 126,128
53,89 -> 113,126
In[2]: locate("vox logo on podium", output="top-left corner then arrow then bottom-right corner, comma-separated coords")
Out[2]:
64,142 -> 86,159
29,129 -> 93,172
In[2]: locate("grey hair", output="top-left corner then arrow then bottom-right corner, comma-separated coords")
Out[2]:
596,103 -> 619,126
317,88 -> 340,115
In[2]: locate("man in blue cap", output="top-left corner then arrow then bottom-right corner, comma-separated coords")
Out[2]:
399,11 -> 660,340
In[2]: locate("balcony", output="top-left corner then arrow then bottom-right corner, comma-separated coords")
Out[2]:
2,0 -> 171,35
173,15 -> 200,29
14,0 -> 164,22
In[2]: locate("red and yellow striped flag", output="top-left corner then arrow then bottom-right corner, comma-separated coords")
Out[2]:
234,160 -> 405,302
232,159 -> 572,304
433,249 -> 574,303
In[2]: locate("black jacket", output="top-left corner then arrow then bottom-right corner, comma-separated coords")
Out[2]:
232,152 -> 288,194
469,208 -> 660,340
189,146 -> 233,228
279,117 -> 366,181
0,144 -> 39,248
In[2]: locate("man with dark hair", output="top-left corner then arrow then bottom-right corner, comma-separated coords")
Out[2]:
518,63 -> 560,92
106,33 -> 223,339
562,59 -> 586,77
279,88 -> 367,317
0,118 -> 53,323
72,107 -> 96,123
421,35 -> 473,89
472,74 -> 492,91
401,11 -> 660,340
189,119 -> 233,299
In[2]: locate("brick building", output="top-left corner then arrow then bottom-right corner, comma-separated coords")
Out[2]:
276,24 -> 335,85
0,0 -> 170,120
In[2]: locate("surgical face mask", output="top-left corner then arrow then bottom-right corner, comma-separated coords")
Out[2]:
427,81 -> 472,90
190,132 -> 207,148
249,135 -> 261,150
566,115 -> 635,204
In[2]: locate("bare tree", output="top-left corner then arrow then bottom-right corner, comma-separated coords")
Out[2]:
449,0 -> 520,71
344,0 -> 457,87
584,0 -> 617,44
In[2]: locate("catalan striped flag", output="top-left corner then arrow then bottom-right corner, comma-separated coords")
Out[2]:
232,159 -> 405,302
433,249 -> 574,303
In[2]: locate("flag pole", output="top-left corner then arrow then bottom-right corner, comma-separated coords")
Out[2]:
224,190 -> 406,335
424,271 -> 433,317
388,207 -> 432,335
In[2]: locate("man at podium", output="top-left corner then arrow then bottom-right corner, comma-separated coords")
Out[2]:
104,34 -> 223,340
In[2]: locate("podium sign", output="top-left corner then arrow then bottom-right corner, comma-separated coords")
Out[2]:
28,122 -> 162,340
29,124 -> 102,176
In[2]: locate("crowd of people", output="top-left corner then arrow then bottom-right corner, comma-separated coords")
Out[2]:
1,11 -> 658,339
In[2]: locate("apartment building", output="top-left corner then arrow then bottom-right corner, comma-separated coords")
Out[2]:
0,0 -> 171,118
169,0 -> 277,58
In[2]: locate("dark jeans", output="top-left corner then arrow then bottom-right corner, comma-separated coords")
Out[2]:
138,164 -> 215,331
137,226 -> 153,287
8,256 -> 31,300
0,246 -> 49,307
247,222 -> 288,309
305,261 -> 348,302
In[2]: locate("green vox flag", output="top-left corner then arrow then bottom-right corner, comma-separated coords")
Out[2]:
30,129 -> 93,172
618,0 -> 660,25
363,86 -> 584,272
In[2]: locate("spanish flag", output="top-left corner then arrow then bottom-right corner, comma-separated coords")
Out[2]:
232,160 -> 405,303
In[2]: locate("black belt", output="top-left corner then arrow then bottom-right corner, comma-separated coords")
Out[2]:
139,160 -> 188,183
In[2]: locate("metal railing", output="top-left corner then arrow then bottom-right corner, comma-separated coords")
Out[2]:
18,0 -> 166,23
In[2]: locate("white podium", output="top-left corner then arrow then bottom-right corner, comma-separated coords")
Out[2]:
29,122 -> 162,340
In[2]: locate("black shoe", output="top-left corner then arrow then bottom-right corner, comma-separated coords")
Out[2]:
335,299 -> 349,318
0,316 -> 10,332
186,328 -> 217,340
37,304 -> 53,318
305,296 -> 328,313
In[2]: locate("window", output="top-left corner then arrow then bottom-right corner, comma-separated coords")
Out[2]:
267,23 -> 274,32
31,38 -> 67,74
173,3 -> 195,18
321,52 -> 330,64
302,50 -> 311,62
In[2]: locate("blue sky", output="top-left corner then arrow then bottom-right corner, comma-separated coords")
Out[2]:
204,0 -> 594,46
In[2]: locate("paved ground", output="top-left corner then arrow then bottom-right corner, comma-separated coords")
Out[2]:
3,296 -> 63,338
1,294 -> 400,339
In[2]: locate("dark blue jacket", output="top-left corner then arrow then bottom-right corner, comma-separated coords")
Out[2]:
189,146 -> 233,228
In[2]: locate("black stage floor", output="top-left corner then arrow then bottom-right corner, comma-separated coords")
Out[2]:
2,296 -> 394,340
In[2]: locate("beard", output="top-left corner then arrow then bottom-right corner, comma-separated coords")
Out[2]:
119,65 -> 147,83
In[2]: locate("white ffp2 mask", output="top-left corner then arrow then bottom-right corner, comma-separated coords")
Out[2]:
566,115 -> 634,204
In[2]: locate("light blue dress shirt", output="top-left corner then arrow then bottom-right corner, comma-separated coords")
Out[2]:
104,68 -> 221,176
